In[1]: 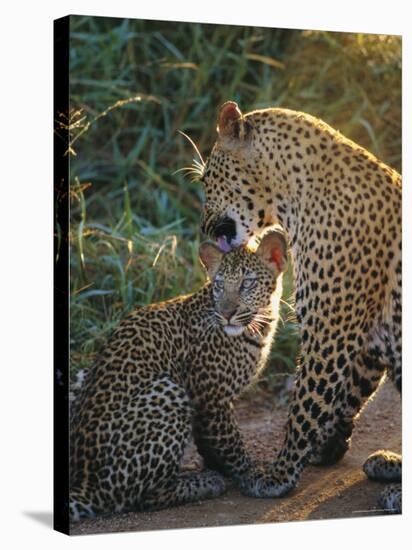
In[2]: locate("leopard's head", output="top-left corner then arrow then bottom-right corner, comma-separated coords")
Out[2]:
200,101 -> 277,250
199,230 -> 287,336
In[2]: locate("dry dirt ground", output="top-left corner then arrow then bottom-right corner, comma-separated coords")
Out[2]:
71,379 -> 401,536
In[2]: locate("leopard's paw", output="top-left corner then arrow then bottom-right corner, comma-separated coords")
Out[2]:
378,483 -> 402,514
237,469 -> 294,498
363,450 -> 401,482
199,469 -> 227,497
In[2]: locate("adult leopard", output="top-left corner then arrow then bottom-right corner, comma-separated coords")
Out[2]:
198,101 -> 402,513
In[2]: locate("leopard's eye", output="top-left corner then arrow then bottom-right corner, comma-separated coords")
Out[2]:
241,278 -> 256,290
214,279 -> 224,291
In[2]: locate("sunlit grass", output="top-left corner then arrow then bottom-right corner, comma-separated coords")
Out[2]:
68,17 -> 401,392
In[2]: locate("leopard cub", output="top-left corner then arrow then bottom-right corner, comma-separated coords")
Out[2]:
70,230 -> 287,521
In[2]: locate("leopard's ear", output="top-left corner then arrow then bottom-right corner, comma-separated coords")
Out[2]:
257,230 -> 288,274
217,101 -> 252,143
217,101 -> 242,137
199,241 -> 224,278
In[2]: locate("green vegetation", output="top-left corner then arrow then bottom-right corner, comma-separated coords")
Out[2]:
67,16 -> 401,390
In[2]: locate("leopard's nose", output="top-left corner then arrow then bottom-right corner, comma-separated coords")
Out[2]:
220,305 -> 237,321
214,216 -> 236,243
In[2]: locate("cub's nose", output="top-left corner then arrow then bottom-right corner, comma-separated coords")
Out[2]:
220,305 -> 237,321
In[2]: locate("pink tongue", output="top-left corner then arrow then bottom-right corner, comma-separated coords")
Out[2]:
217,236 -> 232,253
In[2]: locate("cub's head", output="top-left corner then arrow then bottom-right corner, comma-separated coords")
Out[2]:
200,101 -> 275,249
199,230 -> 287,336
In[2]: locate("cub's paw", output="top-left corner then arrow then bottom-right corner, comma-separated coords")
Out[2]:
237,469 -> 294,498
199,470 -> 227,498
363,450 -> 402,482
378,483 -> 402,514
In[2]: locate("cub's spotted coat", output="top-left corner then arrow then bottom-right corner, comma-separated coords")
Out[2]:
199,101 -> 402,513
70,231 -> 287,521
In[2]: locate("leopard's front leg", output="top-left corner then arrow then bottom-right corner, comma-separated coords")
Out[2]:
265,376 -> 317,496
193,402 -> 283,497
265,349 -> 387,497
264,359 -> 356,496
309,351 -> 386,466
193,402 -> 253,480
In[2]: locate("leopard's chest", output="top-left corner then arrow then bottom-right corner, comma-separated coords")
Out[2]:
184,326 -> 267,403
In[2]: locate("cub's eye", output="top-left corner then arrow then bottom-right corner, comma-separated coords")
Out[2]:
241,278 -> 256,290
214,279 -> 224,291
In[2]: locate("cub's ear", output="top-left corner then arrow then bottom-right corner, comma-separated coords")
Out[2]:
256,230 -> 288,273
217,101 -> 252,144
199,241 -> 225,278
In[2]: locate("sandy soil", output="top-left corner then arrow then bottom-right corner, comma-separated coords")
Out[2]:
71,380 -> 401,536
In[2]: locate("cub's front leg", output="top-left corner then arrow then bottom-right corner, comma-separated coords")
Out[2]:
193,402 -> 280,497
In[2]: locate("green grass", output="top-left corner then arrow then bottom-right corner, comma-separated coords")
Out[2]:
67,16 -> 401,389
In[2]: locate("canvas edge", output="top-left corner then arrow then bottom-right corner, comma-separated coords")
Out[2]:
53,14 -> 70,536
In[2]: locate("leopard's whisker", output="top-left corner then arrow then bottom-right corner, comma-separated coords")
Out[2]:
192,158 -> 205,172
253,314 -> 273,322
214,312 -> 226,323
252,317 -> 269,325
248,321 -> 263,338
173,165 -> 204,181
176,131 -> 205,181
177,130 -> 205,167
247,324 -> 257,336
233,312 -> 254,323
257,307 -> 273,316
204,317 -> 218,332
